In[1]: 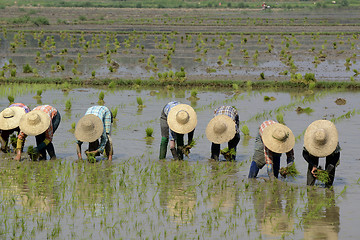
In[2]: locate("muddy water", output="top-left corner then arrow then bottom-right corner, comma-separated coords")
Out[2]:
0,86 -> 359,239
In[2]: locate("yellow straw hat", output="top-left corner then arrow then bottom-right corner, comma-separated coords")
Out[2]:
206,115 -> 236,144
262,123 -> 295,153
167,104 -> 197,134
75,114 -> 104,142
0,106 -> 27,130
304,120 -> 338,157
19,110 -> 51,136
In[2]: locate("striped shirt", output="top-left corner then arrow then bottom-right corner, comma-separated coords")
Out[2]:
9,103 -> 30,113
214,106 -> 239,133
164,101 -> 180,141
85,106 -> 112,152
18,105 -> 58,142
259,120 -> 294,165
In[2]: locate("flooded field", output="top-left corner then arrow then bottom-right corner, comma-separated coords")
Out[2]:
0,8 -> 360,82
0,84 -> 360,239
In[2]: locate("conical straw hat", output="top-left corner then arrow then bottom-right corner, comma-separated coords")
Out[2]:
19,110 -> 51,136
74,114 -> 104,142
0,106 -> 27,130
262,123 -> 295,153
304,120 -> 338,157
206,115 -> 236,144
167,104 -> 197,134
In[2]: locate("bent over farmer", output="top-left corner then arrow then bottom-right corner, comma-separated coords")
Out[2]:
159,101 -> 197,160
303,120 -> 340,187
206,106 -> 240,161
15,105 -> 61,161
0,103 -> 30,152
75,106 -> 113,161
248,120 -> 295,180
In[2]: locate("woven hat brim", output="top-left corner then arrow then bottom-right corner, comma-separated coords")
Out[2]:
74,114 -> 104,142
206,115 -> 236,144
167,104 -> 197,134
304,120 -> 338,157
0,107 -> 26,130
262,123 -> 295,153
19,110 -> 51,136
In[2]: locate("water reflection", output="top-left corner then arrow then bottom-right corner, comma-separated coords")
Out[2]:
251,181 -> 296,238
302,189 -> 340,240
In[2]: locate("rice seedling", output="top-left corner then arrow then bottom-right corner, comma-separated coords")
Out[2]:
264,96 -> 276,101
183,140 -> 196,158
279,163 -> 299,178
137,97 -> 145,109
260,72 -> 265,80
98,91 -> 105,105
10,68 -> 16,77
9,133 -> 17,149
23,63 -> 33,73
220,147 -> 236,161
33,90 -> 42,99
69,122 -> 76,133
314,168 -> 330,184
241,125 -> 250,137
145,127 -> 154,138
276,113 -> 284,124
86,152 -> 97,163
8,95 -> 14,104
65,99 -> 72,111
108,81 -> 116,89
27,145 -> 39,161
111,107 -> 118,120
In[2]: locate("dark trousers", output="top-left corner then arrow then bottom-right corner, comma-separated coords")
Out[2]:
303,148 -> 339,187
36,112 -> 61,160
211,132 -> 240,161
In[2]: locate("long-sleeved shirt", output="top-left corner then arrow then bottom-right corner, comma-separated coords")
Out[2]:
163,101 -> 180,141
9,103 -> 31,114
213,106 -> 239,134
18,105 -> 58,142
259,120 -> 294,165
84,106 -> 112,152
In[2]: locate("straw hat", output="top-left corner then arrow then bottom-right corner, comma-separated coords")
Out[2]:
206,115 -> 236,144
19,110 -> 51,136
167,104 -> 197,134
304,120 -> 338,157
74,114 -> 104,142
262,123 -> 295,153
0,106 -> 27,130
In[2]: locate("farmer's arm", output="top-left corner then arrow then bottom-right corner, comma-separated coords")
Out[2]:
14,131 -> 27,161
76,141 -> 83,160
302,147 -> 318,176
187,129 -> 194,146
286,149 -> 295,166
264,147 -> 275,179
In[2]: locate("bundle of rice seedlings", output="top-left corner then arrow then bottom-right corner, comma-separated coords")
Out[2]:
9,134 -> 17,149
315,168 -> 330,184
183,140 -> 196,157
279,163 -> 299,178
27,145 -> 39,161
220,147 -> 236,161
86,152 -> 96,163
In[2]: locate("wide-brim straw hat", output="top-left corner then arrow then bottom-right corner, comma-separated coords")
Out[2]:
19,110 -> 51,136
75,114 -> 104,142
304,120 -> 338,157
167,104 -> 197,134
0,106 -> 27,130
262,123 -> 295,153
206,115 -> 236,144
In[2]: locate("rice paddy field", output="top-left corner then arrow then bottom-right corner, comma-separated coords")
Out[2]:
0,5 -> 360,240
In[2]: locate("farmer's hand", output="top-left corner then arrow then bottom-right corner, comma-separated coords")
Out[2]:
14,149 -> 21,161
311,166 -> 317,177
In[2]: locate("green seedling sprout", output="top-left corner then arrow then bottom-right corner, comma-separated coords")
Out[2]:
315,167 -> 330,184
86,152 -> 96,163
183,140 -> 196,158
137,97 -> 145,109
111,107 -> 118,119
8,95 -> 14,104
9,134 -> 17,149
65,99 -> 72,111
98,91 -> 105,105
33,90 -> 42,99
145,127 -> 154,138
27,145 -> 39,161
241,125 -> 250,137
